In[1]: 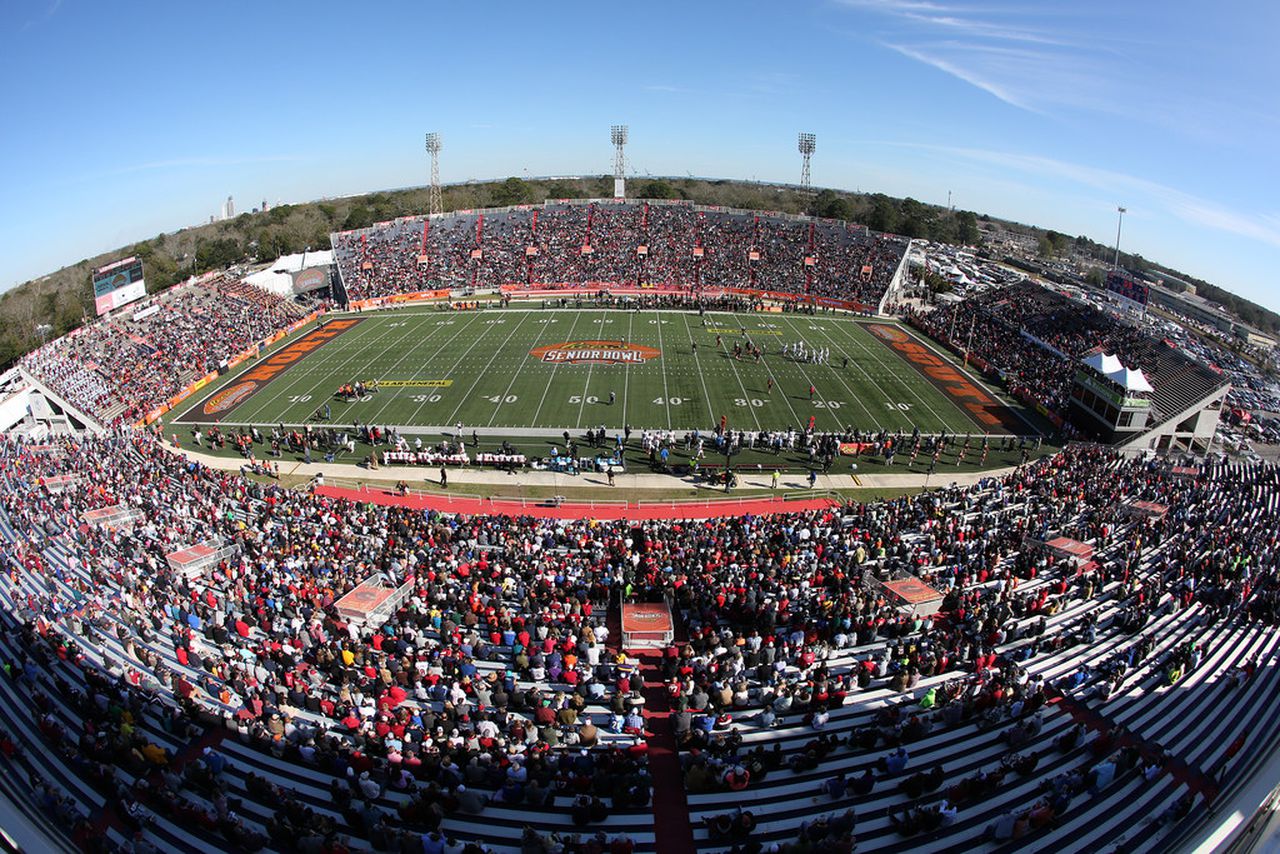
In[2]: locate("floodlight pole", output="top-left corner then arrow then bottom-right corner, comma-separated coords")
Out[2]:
611,125 -> 628,199
425,133 -> 443,216
798,133 -> 816,190
1113,206 -> 1126,270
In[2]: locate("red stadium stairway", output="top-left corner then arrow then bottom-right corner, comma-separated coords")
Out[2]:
1048,690 -> 1220,802
616,600 -> 695,854
637,649 -> 696,854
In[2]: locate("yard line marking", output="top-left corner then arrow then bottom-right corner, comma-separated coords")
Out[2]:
334,315 -> 457,422
530,312 -> 584,426
795,317 -> 886,428
834,320 -> 960,431
776,315 -> 855,430
487,311 -> 557,427
756,347 -> 805,428
573,315 -> 607,429
398,313 -> 501,427
365,313 -> 484,426
227,316 -> 418,426
444,310 -> 532,428
621,311 -> 634,428
681,312 -> 731,429
654,311 -> 672,429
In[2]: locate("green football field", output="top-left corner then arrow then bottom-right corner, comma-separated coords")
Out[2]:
173,307 -> 1031,436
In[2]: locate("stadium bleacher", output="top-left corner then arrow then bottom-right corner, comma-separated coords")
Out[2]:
913,282 -> 1228,431
20,275 -> 309,428
0,431 -> 1276,852
330,201 -> 908,309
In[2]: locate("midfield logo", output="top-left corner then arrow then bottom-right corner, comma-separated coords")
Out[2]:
530,341 -> 661,365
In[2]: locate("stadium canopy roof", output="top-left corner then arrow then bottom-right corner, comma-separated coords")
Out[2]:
1083,352 -> 1124,375
244,250 -> 333,296
1108,366 -> 1154,393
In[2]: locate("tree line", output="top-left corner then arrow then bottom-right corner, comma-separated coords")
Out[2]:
1,176 -> 1272,370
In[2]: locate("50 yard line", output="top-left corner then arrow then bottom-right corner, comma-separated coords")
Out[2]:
530,312 -> 584,426
573,314 -> 608,429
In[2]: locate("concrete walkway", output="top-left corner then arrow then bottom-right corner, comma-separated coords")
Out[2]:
171,442 -> 1020,494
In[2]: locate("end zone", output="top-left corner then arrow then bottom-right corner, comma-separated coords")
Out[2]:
175,317 -> 364,424
860,322 -> 1028,434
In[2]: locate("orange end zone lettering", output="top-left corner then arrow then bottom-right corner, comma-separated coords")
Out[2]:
178,317 -> 364,423
859,322 -> 1024,434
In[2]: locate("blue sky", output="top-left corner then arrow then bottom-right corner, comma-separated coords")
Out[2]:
2,1 -> 1277,309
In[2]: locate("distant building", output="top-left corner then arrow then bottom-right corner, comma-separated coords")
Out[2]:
221,196 -> 235,220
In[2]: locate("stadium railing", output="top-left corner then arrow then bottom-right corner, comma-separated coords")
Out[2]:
488,496 -> 630,510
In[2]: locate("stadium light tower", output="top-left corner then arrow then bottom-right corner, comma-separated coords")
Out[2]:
1113,205 -> 1127,270
425,132 -> 443,216
611,125 -> 628,199
798,132 -> 816,190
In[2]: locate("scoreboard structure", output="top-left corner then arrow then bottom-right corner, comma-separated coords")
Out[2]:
92,257 -> 146,316
1105,270 -> 1149,307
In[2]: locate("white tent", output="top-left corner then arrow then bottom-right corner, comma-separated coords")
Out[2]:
1107,366 -> 1154,393
1083,352 -> 1124,375
244,250 -> 334,296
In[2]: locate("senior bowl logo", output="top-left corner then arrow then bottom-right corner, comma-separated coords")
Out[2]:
202,381 -> 258,415
867,324 -> 907,343
530,340 -> 661,365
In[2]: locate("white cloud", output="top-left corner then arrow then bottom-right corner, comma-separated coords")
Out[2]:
881,42 -> 1039,112
891,142 -> 1280,250
837,0 -> 1135,118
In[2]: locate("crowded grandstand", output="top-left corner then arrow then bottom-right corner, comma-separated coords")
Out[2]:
330,201 -> 907,310
1,195 -> 1277,854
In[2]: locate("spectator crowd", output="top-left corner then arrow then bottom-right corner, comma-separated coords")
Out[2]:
0,429 -> 1278,850
912,282 -> 1224,422
21,276 -> 310,427
332,201 -> 908,309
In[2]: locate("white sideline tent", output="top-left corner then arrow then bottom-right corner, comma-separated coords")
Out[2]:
1083,351 -> 1124,375
244,250 -> 334,296
1108,366 -> 1154,393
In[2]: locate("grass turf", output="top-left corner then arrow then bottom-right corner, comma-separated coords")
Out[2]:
172,306 -> 1035,437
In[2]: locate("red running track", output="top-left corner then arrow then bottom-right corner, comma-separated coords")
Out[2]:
314,485 -> 841,520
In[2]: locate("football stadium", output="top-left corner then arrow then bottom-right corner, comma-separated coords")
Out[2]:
2,9 -> 1279,854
